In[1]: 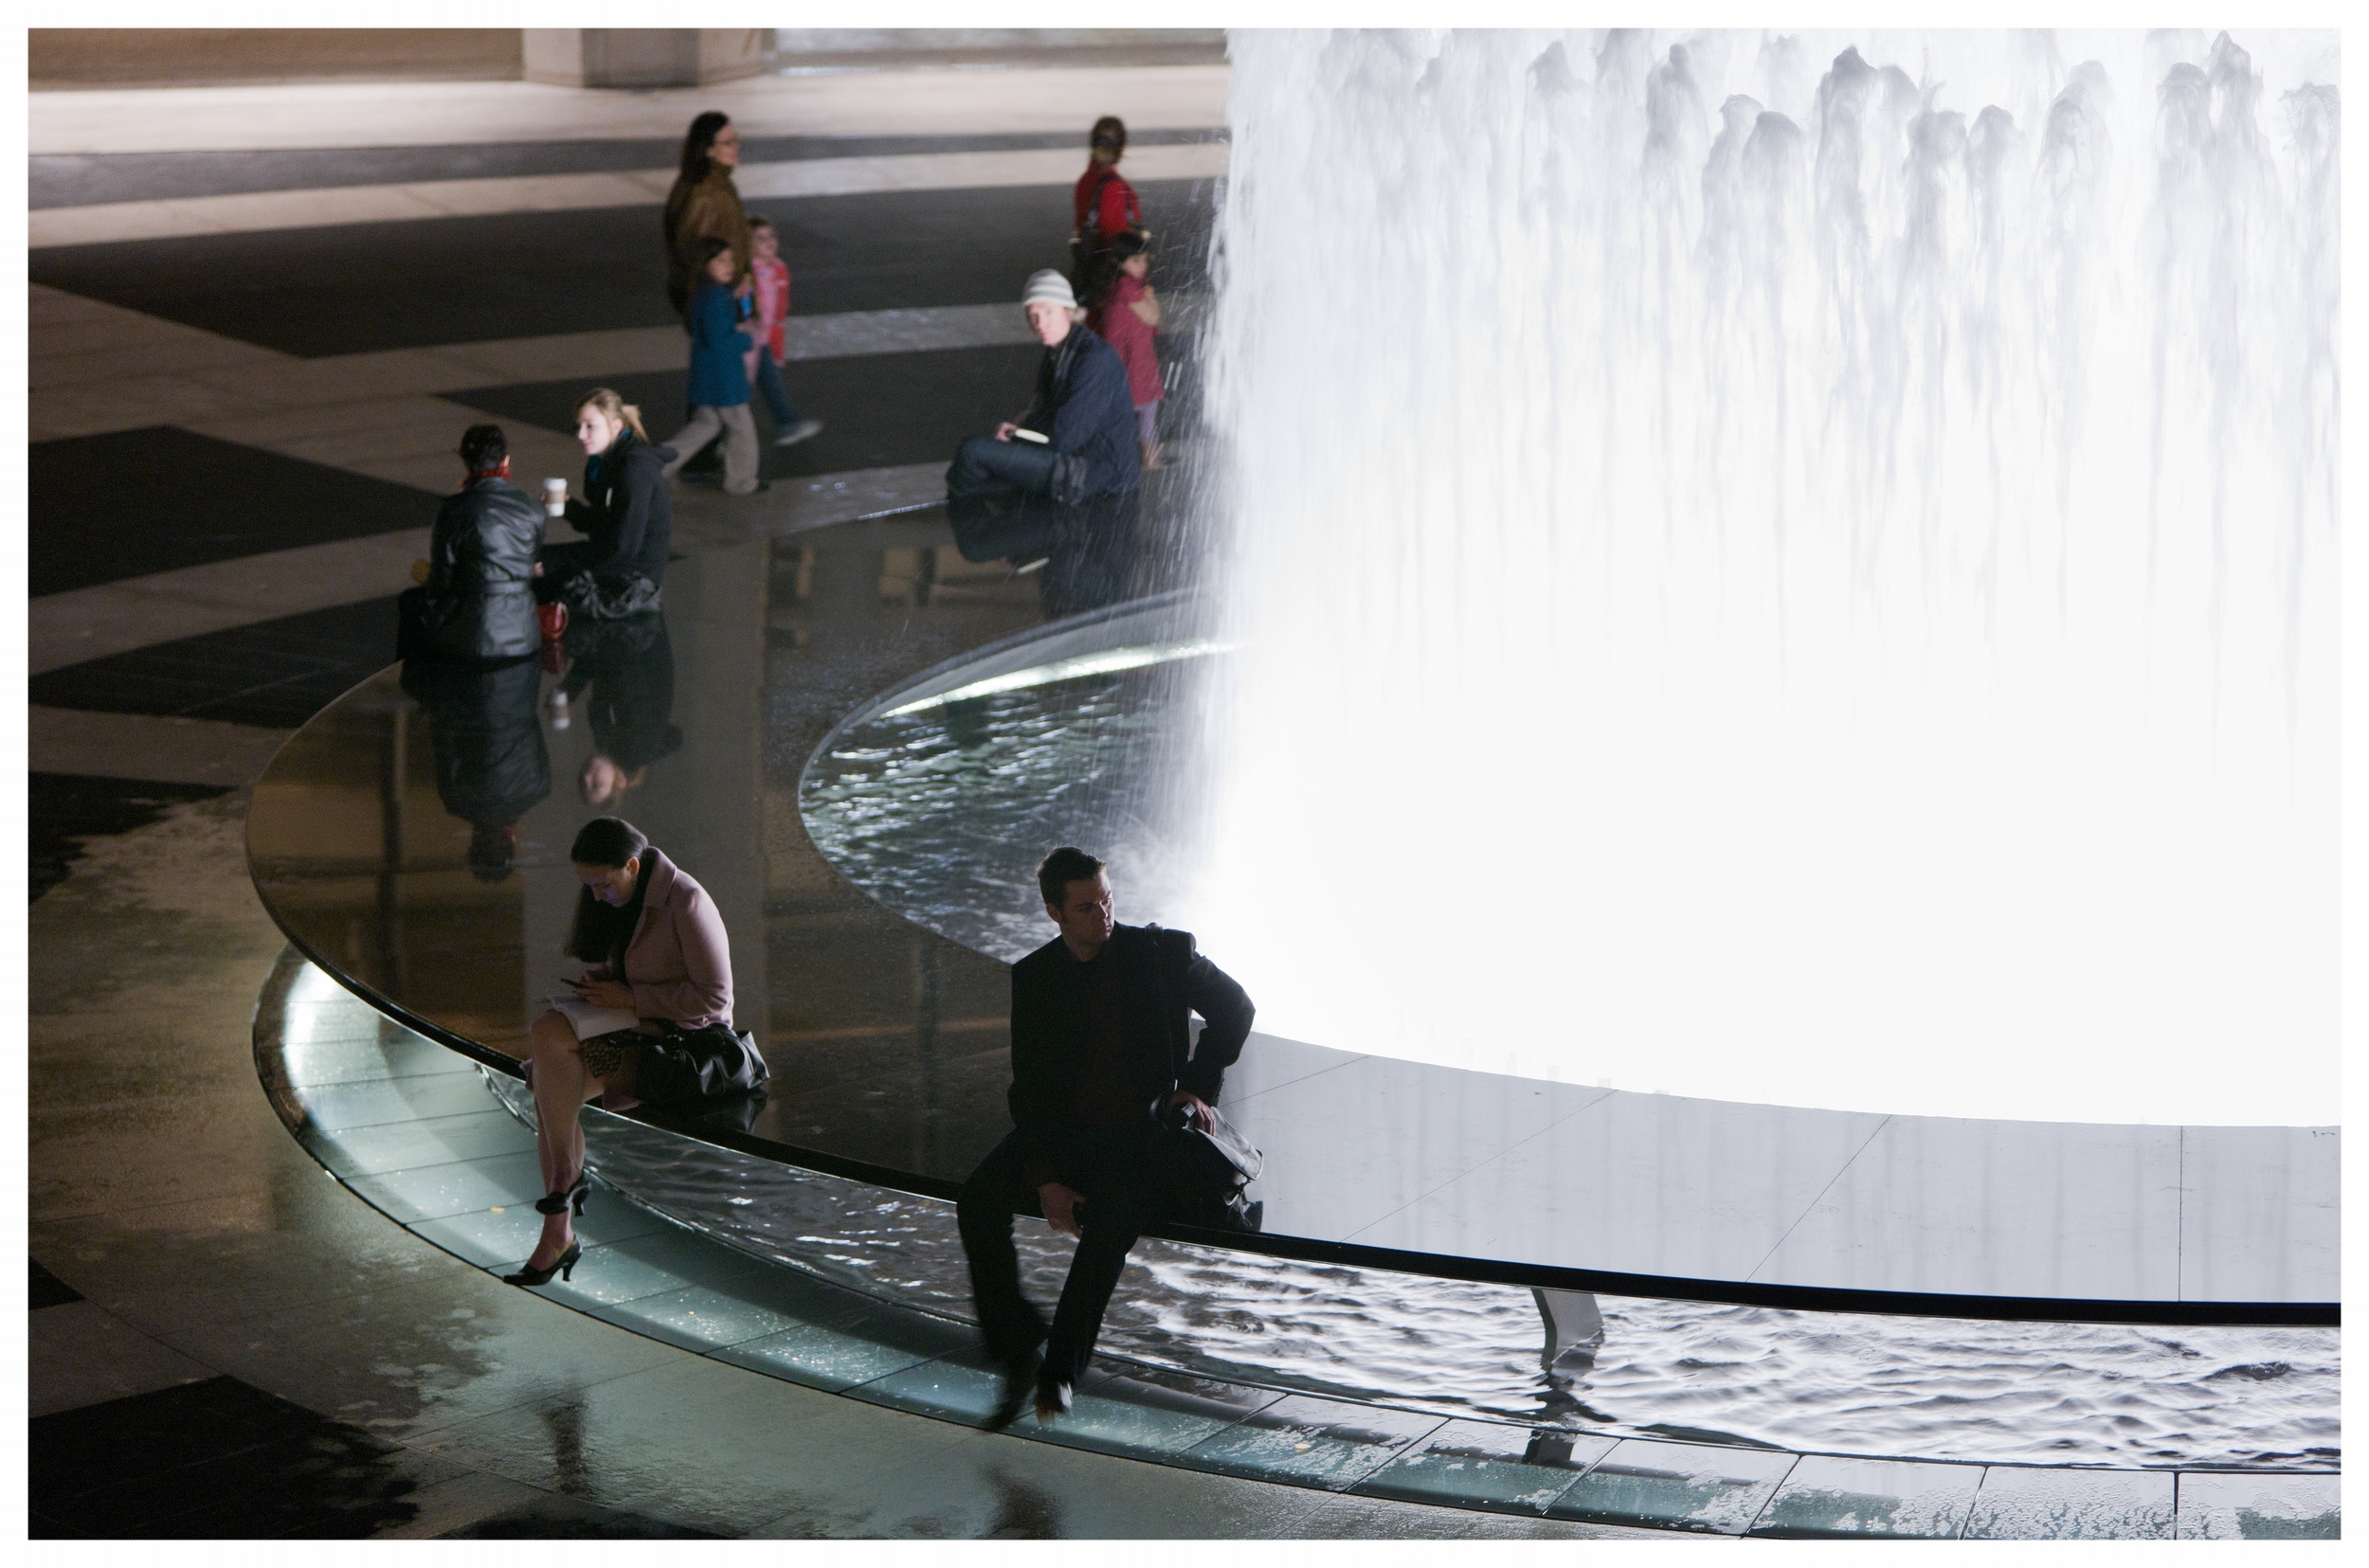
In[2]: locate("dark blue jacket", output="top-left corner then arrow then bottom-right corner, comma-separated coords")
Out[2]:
1021,325 -> 1139,500
686,280 -> 752,407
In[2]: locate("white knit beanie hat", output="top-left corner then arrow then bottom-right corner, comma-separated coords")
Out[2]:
1022,268 -> 1077,309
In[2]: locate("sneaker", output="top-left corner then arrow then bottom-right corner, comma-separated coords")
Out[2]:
776,418 -> 823,448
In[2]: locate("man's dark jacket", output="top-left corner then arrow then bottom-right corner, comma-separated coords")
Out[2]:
558,429 -> 675,589
1019,324 -> 1140,505
422,476 -> 543,661
1007,923 -> 1254,1184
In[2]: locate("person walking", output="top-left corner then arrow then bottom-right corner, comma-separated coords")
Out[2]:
509,817 -> 764,1288
1084,232 -> 1166,471
944,270 -> 1142,613
957,847 -> 1255,1427
541,389 -> 676,619
745,216 -> 823,448
661,238 -> 765,496
402,423 -> 544,663
1071,116 -> 1145,280
662,111 -> 751,321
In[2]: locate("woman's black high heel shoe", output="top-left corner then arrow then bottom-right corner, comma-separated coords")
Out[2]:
502,1240 -> 582,1288
534,1173 -> 591,1217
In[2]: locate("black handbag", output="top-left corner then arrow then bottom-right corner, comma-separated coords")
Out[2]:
1145,926 -> 1265,1233
635,1021 -> 769,1106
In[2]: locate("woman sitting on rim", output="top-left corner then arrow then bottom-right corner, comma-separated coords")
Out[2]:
538,388 -> 675,622
508,816 -> 741,1287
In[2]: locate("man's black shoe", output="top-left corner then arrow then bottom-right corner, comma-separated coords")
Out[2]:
985,1346 -> 1043,1433
1034,1367 -> 1074,1423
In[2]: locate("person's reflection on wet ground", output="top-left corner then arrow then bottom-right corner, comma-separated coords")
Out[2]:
554,612 -> 682,807
400,654 -> 551,881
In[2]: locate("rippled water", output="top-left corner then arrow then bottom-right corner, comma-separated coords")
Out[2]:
786,666 -> 2342,1468
502,1076 -> 2338,1470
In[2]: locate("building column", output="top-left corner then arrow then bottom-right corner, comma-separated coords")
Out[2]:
523,29 -> 770,89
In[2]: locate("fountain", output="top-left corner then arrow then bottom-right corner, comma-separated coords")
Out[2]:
1176,28 -> 2339,1126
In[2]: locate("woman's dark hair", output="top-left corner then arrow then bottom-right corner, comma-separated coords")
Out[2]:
572,817 -> 647,868
679,111 -> 732,182
566,818 -> 653,967
458,423 -> 507,471
1089,115 -> 1127,162
1037,845 -> 1107,908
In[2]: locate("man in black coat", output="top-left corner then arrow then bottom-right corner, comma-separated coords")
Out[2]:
957,846 -> 1256,1427
407,424 -> 544,663
944,270 -> 1143,616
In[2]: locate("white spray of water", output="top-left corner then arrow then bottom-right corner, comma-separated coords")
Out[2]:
1182,29 -> 2337,1126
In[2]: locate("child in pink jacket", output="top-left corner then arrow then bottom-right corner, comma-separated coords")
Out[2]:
745,217 -> 823,448
1087,231 -> 1165,470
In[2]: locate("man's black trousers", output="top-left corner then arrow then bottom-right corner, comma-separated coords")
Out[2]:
957,1126 -> 1165,1386
946,435 -> 1061,564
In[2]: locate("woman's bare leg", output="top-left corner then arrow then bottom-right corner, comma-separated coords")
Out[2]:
525,1011 -> 596,1269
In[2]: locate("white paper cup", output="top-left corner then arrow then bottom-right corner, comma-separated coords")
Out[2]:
543,478 -> 568,516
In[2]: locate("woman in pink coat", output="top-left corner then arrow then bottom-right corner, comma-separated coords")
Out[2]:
508,815 -> 750,1287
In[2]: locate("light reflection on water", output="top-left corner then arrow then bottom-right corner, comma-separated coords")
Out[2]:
783,669 -> 2339,1469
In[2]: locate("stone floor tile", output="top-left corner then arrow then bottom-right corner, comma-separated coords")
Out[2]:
274,1032 -> 482,1085
146,1269 -> 694,1443
2174,1469 -> 2341,1541
30,1168 -> 451,1330
1746,1452 -> 1986,1539
304,1108 -> 539,1179
1547,1438 -> 1798,1534
1962,1464 -> 2177,1541
712,1302 -> 976,1393
1175,1393 -> 1449,1490
412,1195 -> 676,1270
343,1148 -> 552,1222
27,1301 -> 217,1416
416,1354 -> 974,1535
1352,1417 -> 1618,1515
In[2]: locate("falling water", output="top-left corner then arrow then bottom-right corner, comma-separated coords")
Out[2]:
1182,29 -> 2338,1125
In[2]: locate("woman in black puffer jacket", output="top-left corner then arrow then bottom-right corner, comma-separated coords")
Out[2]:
539,388 -> 677,620
410,423 -> 544,662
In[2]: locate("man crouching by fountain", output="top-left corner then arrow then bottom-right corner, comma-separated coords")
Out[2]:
959,846 -> 1255,1428
943,271 -> 1143,616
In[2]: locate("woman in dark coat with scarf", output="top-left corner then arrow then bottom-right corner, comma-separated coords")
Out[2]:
538,387 -> 676,620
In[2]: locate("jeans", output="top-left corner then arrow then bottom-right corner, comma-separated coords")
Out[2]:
752,350 -> 800,427
956,1126 -> 1165,1385
945,434 -> 1061,564
661,404 -> 760,495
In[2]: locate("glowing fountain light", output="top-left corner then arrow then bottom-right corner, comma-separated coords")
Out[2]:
1178,29 -> 2338,1126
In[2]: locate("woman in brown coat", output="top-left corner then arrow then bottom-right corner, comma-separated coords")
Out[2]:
507,815 -> 741,1286
662,111 -> 752,320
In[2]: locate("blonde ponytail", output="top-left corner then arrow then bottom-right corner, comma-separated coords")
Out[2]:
575,387 -> 648,442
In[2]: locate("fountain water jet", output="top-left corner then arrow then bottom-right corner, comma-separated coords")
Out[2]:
1181,28 -> 2338,1126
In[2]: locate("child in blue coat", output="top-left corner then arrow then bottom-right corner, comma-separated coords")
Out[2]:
660,237 -> 763,496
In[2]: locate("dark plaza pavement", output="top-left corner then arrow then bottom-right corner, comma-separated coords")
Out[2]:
32,178 -> 1215,355
24,93 -> 1641,1541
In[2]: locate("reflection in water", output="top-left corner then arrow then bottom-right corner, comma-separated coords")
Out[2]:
499,1078 -> 2338,1471
803,661 -> 1213,962
401,654 -> 551,882
556,613 -> 682,808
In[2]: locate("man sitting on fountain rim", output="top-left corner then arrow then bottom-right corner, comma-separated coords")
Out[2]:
943,270 -> 1143,616
958,846 -> 1256,1429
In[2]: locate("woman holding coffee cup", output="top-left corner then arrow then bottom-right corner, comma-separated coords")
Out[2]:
536,388 -> 677,621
